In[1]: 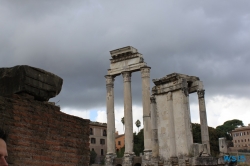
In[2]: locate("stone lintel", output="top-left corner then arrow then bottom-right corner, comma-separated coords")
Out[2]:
189,80 -> 204,93
110,46 -> 138,58
152,78 -> 187,95
153,73 -> 199,86
152,73 -> 202,95
108,62 -> 147,76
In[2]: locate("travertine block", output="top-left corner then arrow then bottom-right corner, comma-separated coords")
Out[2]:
0,65 -> 63,101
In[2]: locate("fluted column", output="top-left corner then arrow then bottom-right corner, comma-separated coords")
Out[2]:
150,95 -> 159,158
122,71 -> 133,153
105,75 -> 115,154
197,89 -> 210,154
140,66 -> 152,152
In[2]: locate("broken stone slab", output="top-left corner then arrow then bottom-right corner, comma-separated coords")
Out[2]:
0,65 -> 63,101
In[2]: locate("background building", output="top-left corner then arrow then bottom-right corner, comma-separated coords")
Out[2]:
115,131 -> 125,152
89,121 -> 107,164
232,124 -> 250,148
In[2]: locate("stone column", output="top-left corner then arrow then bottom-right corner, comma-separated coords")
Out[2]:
122,71 -> 134,154
105,75 -> 116,166
197,89 -> 211,154
150,95 -> 159,158
140,66 -> 152,152
166,92 -> 176,158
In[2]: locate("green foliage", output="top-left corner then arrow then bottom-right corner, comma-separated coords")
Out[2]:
208,126 -> 221,157
192,123 -> 222,157
133,128 -> 144,156
89,149 -> 97,164
192,123 -> 202,143
216,119 -> 244,140
116,146 -> 125,158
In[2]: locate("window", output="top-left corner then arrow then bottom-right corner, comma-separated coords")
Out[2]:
103,130 -> 107,136
91,138 -> 96,144
101,149 -> 104,156
100,139 -> 105,145
235,140 -> 237,143
118,141 -> 121,145
90,128 -> 93,135
245,139 -> 247,142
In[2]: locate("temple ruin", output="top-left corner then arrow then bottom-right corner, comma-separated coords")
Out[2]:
105,46 -> 152,166
105,46 -> 217,166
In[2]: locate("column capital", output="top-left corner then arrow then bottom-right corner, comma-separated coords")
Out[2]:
150,95 -> 156,103
105,75 -> 115,85
122,71 -> 131,82
197,89 -> 205,98
140,66 -> 151,78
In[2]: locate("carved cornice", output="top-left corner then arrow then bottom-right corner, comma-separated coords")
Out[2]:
197,89 -> 205,98
110,53 -> 143,63
141,66 -> 151,78
153,73 -> 199,86
122,71 -> 131,82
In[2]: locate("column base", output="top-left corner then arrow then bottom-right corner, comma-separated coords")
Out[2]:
105,153 -> 116,166
142,150 -> 153,166
122,152 -> 135,166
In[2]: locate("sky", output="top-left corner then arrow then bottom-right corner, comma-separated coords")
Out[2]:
1,0 -> 250,134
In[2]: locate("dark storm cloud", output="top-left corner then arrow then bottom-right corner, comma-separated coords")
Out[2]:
0,0 -> 250,110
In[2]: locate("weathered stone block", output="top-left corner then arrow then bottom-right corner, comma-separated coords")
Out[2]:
0,65 -> 63,101
189,156 -> 218,165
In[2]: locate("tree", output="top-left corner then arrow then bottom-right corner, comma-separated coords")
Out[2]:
89,149 -> 97,165
121,117 -> 125,132
135,120 -> 141,132
133,128 -> 144,156
192,123 -> 222,157
216,119 -> 244,140
116,146 -> 125,158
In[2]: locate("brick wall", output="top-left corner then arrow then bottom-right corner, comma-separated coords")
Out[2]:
0,93 -> 90,166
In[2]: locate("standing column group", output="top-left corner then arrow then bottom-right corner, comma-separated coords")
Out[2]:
106,66 -> 152,160
197,89 -> 210,154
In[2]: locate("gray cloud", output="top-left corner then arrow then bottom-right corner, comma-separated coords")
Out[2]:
1,0 -> 250,111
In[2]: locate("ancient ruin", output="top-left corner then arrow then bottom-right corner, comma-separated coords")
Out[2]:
151,73 -> 216,165
105,47 -> 218,166
0,65 -> 63,101
0,65 -> 90,166
105,46 -> 152,166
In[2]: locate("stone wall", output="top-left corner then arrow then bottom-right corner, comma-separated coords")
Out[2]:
0,93 -> 90,166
